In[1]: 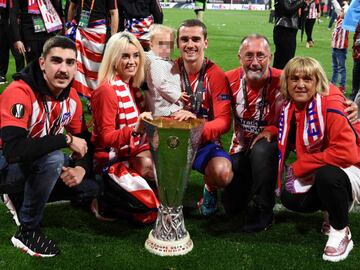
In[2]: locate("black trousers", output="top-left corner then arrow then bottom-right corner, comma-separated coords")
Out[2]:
305,18 -> 316,42
273,26 -> 298,69
223,139 -> 278,215
281,165 -> 353,230
0,24 -> 25,78
351,60 -> 360,100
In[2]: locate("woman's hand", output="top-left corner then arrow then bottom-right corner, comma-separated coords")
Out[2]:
134,112 -> 153,134
250,130 -> 274,149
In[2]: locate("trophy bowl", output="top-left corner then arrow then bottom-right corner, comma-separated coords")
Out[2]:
143,117 -> 204,256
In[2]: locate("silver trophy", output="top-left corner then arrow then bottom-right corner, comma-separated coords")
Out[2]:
143,117 -> 204,256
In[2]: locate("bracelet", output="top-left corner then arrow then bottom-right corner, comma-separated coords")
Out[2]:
66,133 -> 73,145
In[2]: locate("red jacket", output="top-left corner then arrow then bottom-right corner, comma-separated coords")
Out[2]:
292,86 -> 360,177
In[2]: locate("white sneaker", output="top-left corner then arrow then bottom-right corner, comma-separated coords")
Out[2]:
2,194 -> 20,226
323,226 -> 353,262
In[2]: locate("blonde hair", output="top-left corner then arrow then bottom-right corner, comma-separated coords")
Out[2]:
98,32 -> 145,88
149,24 -> 175,41
280,56 -> 329,100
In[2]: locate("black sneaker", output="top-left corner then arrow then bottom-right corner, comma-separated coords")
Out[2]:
242,206 -> 274,233
0,76 -> 7,85
11,227 -> 60,257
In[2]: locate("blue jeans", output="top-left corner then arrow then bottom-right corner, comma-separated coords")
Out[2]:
331,48 -> 347,88
1,150 -> 99,230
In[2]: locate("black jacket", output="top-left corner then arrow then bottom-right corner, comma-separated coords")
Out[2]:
9,0 -> 63,43
274,0 -> 306,30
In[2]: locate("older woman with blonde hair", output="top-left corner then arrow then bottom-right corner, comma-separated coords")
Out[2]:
261,56 -> 360,262
90,32 -> 159,224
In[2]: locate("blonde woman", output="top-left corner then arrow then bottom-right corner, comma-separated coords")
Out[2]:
259,57 -> 360,262
91,32 -> 159,224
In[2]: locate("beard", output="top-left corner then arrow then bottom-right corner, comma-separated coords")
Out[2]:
245,67 -> 266,81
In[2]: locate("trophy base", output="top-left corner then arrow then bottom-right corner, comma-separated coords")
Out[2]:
145,230 -> 193,256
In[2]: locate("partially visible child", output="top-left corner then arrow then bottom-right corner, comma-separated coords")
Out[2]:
144,24 -> 187,116
330,0 -> 349,93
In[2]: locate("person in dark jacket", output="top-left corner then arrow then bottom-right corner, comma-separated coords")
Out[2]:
0,0 -> 24,84
0,36 -> 99,257
273,0 -> 308,69
9,0 -> 64,64
117,0 -> 163,50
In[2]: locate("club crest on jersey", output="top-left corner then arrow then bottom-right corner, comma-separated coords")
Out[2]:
11,104 -> 25,119
61,112 -> 71,124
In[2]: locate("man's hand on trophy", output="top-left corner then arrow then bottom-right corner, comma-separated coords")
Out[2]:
134,112 -> 153,135
171,109 -> 196,121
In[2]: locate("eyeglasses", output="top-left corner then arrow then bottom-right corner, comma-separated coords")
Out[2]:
243,53 -> 268,62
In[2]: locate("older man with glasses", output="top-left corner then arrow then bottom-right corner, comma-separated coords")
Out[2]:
223,34 -> 283,232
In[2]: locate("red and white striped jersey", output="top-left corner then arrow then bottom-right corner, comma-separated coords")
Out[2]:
226,67 -> 283,154
332,17 -> 349,49
0,80 -> 85,138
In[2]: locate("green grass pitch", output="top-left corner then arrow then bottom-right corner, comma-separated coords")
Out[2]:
0,9 -> 359,269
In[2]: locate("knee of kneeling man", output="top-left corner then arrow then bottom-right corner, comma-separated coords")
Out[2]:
251,140 -> 275,157
216,168 -> 234,187
37,150 -> 65,172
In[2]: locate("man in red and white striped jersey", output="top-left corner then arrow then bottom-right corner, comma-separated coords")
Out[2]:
224,34 -> 282,232
0,36 -> 99,257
